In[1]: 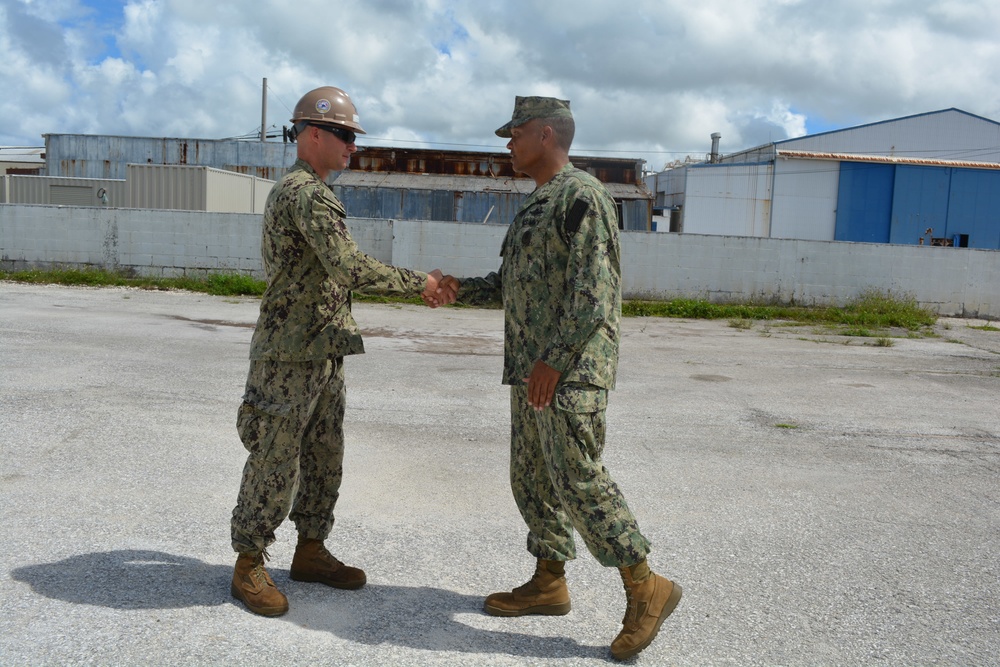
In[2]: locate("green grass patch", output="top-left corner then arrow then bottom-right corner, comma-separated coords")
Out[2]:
968,324 -> 1000,332
0,271 -> 941,334
840,326 -> 876,338
0,267 -> 266,297
830,288 -> 936,331
622,299 -> 797,320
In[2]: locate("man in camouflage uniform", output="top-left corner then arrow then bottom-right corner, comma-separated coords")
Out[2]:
230,86 -> 452,617
449,96 -> 682,661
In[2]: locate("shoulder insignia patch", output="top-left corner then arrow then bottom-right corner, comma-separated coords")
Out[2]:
564,198 -> 589,237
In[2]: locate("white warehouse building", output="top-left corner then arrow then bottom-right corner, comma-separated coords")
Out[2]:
646,108 -> 1000,250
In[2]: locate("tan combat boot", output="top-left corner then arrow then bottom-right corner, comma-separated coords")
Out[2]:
289,538 -> 367,590
231,551 -> 289,617
610,560 -> 682,661
484,559 -> 571,617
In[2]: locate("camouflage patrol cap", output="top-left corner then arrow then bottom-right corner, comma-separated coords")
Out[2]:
495,96 -> 573,138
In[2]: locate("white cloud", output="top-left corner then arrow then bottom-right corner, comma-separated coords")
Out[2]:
1,0 -> 999,159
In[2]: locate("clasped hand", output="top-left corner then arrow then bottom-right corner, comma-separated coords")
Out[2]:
421,270 -> 460,308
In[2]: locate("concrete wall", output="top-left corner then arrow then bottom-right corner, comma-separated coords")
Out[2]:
2,203 -> 998,318
0,205 -> 261,276
622,232 -> 1000,318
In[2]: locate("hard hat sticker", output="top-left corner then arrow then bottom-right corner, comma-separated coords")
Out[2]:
353,114 -> 360,123
316,99 -> 332,113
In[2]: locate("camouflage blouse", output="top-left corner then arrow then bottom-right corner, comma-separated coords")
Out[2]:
459,164 -> 621,389
250,159 -> 427,361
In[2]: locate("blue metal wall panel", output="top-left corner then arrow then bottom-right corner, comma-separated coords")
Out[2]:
378,188 -> 403,218
335,187 -> 376,218
431,190 -> 454,221
889,166 -> 951,245
946,169 -> 1000,249
401,191 -> 433,221
333,187 -> 529,225
456,192 -> 495,222
835,162 -> 894,243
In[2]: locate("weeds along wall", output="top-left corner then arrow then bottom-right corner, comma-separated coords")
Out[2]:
1,204 -> 998,318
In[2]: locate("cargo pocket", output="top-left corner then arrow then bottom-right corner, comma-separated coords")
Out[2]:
236,397 -> 293,462
550,384 -> 609,463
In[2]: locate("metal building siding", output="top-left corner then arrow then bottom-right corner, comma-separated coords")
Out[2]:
645,167 -> 688,208
2,175 -> 127,206
889,166 -> 951,245
128,164 -> 207,210
126,164 -> 268,212
50,185 -> 93,206
946,169 -> 1000,249
718,143 -> 776,165
681,164 -> 772,236
332,186 -> 369,217
769,158 -> 840,240
253,177 -> 275,214
620,200 -> 651,231
777,109 -> 1000,162
835,163 -> 1000,249
204,169 -> 255,213
454,191 -> 504,223
835,163 -> 894,243
430,190 -> 455,221
45,134 -> 298,180
400,190 -> 434,221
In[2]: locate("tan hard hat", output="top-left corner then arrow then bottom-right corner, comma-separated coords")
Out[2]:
290,86 -> 366,134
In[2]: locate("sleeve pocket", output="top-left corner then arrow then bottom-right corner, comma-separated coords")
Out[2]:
553,383 -> 608,414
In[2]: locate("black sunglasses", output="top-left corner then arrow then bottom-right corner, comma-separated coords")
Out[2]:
312,123 -> 357,145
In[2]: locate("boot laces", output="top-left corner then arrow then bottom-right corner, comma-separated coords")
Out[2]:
250,549 -> 273,587
315,542 -> 345,567
513,565 -> 552,595
621,582 -> 638,626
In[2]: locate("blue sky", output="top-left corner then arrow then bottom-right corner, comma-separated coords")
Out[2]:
2,0 -> 999,166
75,0 -> 125,59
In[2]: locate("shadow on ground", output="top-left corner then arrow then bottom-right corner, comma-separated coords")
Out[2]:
12,550 -> 608,661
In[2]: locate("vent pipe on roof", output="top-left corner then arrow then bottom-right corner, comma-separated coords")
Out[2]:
709,132 -> 721,163
260,78 -> 268,142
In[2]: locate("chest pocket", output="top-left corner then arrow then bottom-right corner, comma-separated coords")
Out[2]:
505,201 -> 551,282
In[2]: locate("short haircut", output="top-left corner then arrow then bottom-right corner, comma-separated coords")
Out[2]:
543,115 -> 575,150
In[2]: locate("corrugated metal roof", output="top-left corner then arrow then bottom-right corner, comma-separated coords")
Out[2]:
774,108 -> 1000,147
777,150 -> 1000,170
0,147 -> 45,163
332,170 -> 651,200
721,108 -> 1000,166
333,171 -> 534,193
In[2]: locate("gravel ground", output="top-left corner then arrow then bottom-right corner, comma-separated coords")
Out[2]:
1,282 -> 998,666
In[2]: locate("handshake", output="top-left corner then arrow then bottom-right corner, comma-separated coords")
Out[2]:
421,270 -> 461,308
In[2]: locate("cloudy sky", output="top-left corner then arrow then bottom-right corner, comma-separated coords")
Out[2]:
2,0 -> 999,168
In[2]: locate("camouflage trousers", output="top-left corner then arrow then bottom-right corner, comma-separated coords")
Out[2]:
231,357 -> 346,555
509,383 -> 652,567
